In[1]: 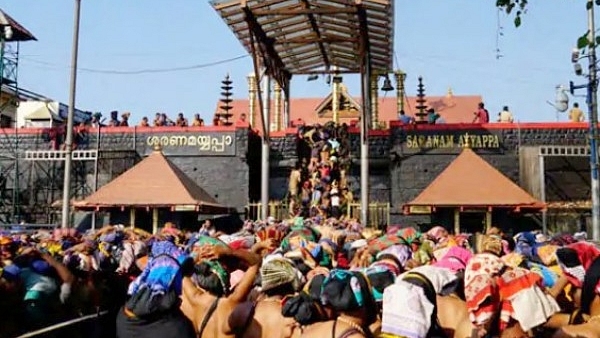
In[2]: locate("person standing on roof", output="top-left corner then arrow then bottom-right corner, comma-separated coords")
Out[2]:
472,102 -> 489,123
497,106 -> 514,123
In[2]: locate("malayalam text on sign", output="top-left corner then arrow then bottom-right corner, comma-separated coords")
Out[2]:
145,133 -> 236,155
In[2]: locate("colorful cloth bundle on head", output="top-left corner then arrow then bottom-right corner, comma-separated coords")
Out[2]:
464,253 -> 506,326
260,258 -> 299,291
0,235 -> 12,246
433,246 -> 473,273
537,244 -> 559,266
426,226 -> 449,244
574,231 -> 588,242
551,234 -> 577,246
396,227 -> 421,245
496,267 -> 560,331
0,264 -> 20,281
189,235 -> 227,249
227,237 -> 255,251
279,218 -> 320,252
514,232 -> 538,259
128,240 -> 187,297
362,265 -> 395,302
501,252 -> 524,268
320,269 -> 374,314
53,228 -> 79,241
527,261 -> 559,288
481,235 -> 504,256
256,226 -> 286,243
381,275 -> 436,338
376,244 -> 412,271
451,233 -> 472,248
556,242 -> 600,289
160,225 -> 183,246
284,247 -> 318,270
368,234 -> 409,254
39,241 -> 63,257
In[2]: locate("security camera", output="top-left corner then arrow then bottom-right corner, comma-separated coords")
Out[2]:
574,63 -> 584,76
572,48 -> 580,63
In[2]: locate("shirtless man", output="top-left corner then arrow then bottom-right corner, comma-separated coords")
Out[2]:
436,295 -> 476,338
244,258 -> 300,338
552,277 -> 600,337
181,243 -> 262,338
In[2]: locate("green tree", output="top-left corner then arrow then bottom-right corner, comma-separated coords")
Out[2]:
496,0 -> 599,50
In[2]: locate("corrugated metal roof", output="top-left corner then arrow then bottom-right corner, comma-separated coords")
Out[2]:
211,0 -> 394,74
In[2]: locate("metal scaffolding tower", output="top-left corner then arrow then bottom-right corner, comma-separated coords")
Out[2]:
0,9 -> 36,223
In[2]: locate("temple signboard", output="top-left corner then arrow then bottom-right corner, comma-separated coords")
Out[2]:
404,132 -> 501,150
144,132 -> 236,156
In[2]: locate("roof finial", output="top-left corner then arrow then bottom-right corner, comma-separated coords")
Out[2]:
446,87 -> 453,99
153,143 -> 162,152
463,132 -> 471,149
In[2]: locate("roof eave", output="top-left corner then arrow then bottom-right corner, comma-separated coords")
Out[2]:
73,201 -> 233,211
403,203 -> 546,214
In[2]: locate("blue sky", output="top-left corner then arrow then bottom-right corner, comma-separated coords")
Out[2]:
1,0 -> 589,123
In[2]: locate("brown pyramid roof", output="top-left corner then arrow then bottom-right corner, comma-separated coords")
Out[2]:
404,148 -> 545,211
74,149 -> 231,212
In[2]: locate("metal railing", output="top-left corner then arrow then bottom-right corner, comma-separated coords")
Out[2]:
245,201 -> 390,229
246,201 -> 290,221
0,223 -> 58,234
346,202 -> 390,230
16,310 -> 109,338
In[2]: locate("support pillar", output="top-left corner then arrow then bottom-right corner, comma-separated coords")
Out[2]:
370,75 -> 379,129
332,75 -> 340,124
283,88 -> 290,129
129,208 -> 136,229
360,59 -> 372,226
485,210 -> 492,233
152,208 -> 158,234
394,70 -> 406,115
454,209 -> 460,234
539,155 -> 547,234
247,73 -> 257,128
273,82 -> 282,131
260,75 -> 271,220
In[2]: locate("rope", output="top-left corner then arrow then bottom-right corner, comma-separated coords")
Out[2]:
15,310 -> 109,338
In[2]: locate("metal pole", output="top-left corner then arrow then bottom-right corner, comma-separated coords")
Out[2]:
539,154 -> 547,234
587,0 -> 600,241
12,90 -> 18,223
360,58 -> 372,226
91,125 -> 99,230
260,74 -> 271,221
61,0 -> 82,229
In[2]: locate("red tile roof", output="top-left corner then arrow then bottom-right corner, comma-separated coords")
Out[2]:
74,149 -> 231,212
404,148 -> 545,210
215,92 -> 483,135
